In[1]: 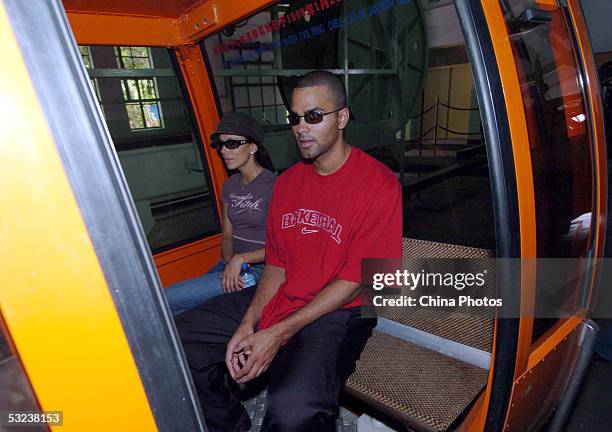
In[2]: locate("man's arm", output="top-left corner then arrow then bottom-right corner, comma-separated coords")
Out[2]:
242,264 -> 285,327
269,278 -> 360,343
232,278 -> 360,383
225,264 -> 285,379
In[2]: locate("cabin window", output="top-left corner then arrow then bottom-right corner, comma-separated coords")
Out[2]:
201,0 -> 495,250
79,45 -> 93,68
119,78 -> 163,130
79,45 -> 220,252
501,2 -> 596,342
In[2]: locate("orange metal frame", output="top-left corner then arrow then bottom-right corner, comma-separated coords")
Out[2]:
67,13 -> 181,46
66,0 -> 276,46
480,0 -> 538,374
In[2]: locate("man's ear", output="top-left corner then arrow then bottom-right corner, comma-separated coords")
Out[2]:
338,107 -> 350,130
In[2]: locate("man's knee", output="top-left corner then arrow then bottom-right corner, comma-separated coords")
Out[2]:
175,289 -> 253,342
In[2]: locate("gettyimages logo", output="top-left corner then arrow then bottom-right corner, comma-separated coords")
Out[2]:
372,269 -> 487,291
362,258 -> 502,313
362,257 -> 612,318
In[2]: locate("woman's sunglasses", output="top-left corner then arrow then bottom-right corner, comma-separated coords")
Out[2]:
287,107 -> 344,126
211,139 -> 251,150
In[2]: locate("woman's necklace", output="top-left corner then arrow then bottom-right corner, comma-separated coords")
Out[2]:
241,167 -> 263,190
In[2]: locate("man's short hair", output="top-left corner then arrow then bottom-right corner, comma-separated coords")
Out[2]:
293,71 -> 347,109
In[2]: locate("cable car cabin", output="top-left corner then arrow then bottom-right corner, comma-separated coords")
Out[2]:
0,0 -> 607,431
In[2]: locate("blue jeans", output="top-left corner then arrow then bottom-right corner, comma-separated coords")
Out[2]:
165,260 -> 264,316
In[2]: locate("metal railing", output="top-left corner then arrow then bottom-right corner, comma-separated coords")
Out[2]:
408,97 -> 481,157
392,97 -> 485,194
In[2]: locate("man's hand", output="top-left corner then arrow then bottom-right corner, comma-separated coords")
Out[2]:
232,327 -> 284,384
225,322 -> 254,379
222,255 -> 244,293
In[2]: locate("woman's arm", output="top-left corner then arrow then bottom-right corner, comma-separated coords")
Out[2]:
233,248 -> 265,265
221,203 -> 243,292
223,247 -> 265,292
221,203 -> 233,263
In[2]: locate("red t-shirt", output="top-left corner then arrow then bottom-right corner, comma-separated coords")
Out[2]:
258,147 -> 402,330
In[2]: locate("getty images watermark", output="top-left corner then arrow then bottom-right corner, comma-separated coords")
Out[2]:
360,258 -> 612,319
371,267 -> 501,308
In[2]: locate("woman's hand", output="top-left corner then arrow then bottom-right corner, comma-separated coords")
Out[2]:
222,255 -> 245,293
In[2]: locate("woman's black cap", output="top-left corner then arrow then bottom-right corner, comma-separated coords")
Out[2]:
210,112 -> 264,146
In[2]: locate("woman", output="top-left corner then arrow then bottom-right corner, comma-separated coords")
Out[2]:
165,112 -> 276,316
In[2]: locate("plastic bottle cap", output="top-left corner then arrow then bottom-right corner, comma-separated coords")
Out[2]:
241,263 -> 249,271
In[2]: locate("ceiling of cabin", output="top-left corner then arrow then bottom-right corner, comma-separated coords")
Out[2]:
62,0 -> 204,18
62,0 -> 455,19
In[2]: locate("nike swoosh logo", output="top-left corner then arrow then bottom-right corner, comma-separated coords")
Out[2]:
301,227 -> 320,235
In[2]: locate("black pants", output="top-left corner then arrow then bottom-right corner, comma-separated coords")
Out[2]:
175,287 -> 376,432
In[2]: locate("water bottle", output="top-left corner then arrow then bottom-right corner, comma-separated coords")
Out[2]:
240,263 -> 257,288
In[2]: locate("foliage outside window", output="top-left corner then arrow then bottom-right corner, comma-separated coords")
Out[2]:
79,45 -> 93,68
79,45 -> 163,130
115,47 -> 163,130
114,46 -> 152,69
120,78 -> 163,130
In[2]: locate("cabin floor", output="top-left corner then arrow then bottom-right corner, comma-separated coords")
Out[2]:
239,356 -> 612,432
243,388 -> 360,431
239,355 -> 612,432
565,355 -> 612,432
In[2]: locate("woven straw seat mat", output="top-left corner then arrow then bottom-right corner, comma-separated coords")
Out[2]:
390,238 -> 495,352
346,331 -> 488,432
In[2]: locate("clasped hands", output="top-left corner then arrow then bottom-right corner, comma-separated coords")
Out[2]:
225,322 -> 284,384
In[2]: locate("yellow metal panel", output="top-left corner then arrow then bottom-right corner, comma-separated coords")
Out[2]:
0,4 -> 157,431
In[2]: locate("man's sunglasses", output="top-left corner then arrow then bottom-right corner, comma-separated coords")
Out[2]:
211,138 -> 251,150
287,107 -> 344,126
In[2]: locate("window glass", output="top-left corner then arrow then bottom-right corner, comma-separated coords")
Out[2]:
79,45 -> 220,252
202,0 -> 494,250
0,317 -> 12,361
79,45 -> 93,68
115,46 -> 153,69
119,78 -> 163,129
500,3 -> 596,341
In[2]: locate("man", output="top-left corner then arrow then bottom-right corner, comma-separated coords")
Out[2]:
176,71 -> 402,432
